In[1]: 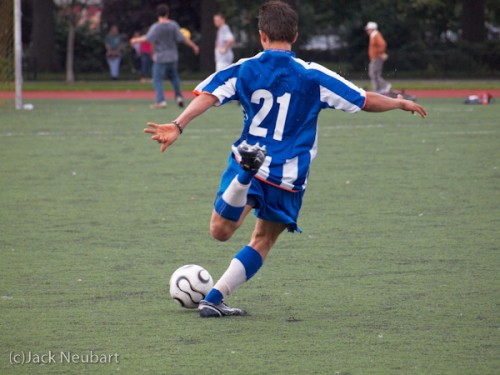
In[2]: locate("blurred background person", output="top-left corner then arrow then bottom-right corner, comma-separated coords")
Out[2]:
139,34 -> 153,83
130,4 -> 199,109
213,13 -> 234,71
104,25 -> 124,80
131,30 -> 152,82
130,31 -> 142,75
365,21 -> 391,94
135,27 -> 153,83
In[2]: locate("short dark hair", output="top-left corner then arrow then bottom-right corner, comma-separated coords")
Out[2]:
258,1 -> 298,43
157,4 -> 169,18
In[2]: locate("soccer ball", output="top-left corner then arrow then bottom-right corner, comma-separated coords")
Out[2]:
169,264 -> 214,308
180,27 -> 191,40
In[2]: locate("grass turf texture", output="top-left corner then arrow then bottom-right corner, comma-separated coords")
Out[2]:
0,98 -> 498,374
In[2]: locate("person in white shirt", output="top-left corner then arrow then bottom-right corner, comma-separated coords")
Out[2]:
214,13 -> 235,71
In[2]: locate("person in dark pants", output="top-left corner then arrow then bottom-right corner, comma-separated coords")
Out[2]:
130,4 -> 199,109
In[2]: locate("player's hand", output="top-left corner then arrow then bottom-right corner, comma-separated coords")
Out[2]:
397,94 -> 427,118
144,122 -> 181,153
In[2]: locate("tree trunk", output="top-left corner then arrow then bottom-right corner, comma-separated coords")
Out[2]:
31,0 -> 59,72
66,23 -> 75,83
462,0 -> 486,43
200,0 -> 217,72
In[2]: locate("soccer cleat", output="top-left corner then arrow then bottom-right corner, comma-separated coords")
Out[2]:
176,96 -> 184,108
237,141 -> 267,172
150,101 -> 167,109
198,300 -> 246,318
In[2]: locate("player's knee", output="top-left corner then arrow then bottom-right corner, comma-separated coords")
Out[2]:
210,222 -> 233,242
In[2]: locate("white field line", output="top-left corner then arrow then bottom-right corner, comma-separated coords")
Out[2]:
1,127 -> 498,139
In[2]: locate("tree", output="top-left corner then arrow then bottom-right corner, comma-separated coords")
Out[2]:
58,0 -> 90,83
31,0 -> 59,72
200,0 -> 217,72
462,0 -> 486,42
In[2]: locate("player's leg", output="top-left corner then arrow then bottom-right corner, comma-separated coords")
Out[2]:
140,53 -> 150,80
112,56 -> 121,79
248,218 -> 287,260
368,60 -> 377,92
199,219 -> 286,318
373,59 -> 383,92
200,178 -> 303,318
152,62 -> 166,106
210,204 -> 252,241
166,61 -> 184,107
378,61 -> 391,94
372,58 -> 389,93
210,141 -> 267,242
107,56 -> 119,79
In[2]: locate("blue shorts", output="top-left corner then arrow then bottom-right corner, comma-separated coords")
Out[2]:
216,155 -> 304,233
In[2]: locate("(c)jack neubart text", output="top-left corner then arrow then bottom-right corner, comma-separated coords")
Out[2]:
9,351 -> 119,365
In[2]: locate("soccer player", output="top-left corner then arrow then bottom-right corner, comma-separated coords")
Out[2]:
144,1 -> 427,318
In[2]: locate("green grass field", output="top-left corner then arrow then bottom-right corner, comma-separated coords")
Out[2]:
0,98 -> 498,374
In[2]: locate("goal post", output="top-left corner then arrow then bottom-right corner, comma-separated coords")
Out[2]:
0,0 -> 22,109
14,0 -> 22,109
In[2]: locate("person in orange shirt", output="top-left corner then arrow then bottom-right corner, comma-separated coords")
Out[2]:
365,21 -> 391,94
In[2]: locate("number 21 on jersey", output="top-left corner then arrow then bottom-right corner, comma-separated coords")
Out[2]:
248,89 -> 291,141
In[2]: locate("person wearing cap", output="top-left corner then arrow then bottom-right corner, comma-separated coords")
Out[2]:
365,21 -> 391,94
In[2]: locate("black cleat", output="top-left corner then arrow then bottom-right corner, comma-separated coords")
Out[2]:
198,300 -> 247,318
237,141 -> 267,171
176,96 -> 184,108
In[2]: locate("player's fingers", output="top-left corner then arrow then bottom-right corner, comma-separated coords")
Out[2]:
160,142 -> 169,153
145,123 -> 160,133
417,104 -> 427,116
151,135 -> 163,142
415,107 -> 427,118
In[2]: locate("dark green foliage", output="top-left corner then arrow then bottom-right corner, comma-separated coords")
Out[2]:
55,19 -> 107,74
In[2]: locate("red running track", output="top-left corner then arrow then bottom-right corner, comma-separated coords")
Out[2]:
1,89 -> 500,100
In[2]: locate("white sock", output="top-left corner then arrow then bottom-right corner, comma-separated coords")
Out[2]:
221,177 -> 250,208
213,258 -> 247,297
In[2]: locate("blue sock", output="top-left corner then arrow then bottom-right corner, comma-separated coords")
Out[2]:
205,288 -> 224,304
204,246 -> 263,305
214,196 -> 244,222
237,169 -> 256,185
234,245 -> 263,280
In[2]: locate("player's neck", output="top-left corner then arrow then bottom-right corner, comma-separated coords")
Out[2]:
264,41 -> 292,51
158,17 -> 169,23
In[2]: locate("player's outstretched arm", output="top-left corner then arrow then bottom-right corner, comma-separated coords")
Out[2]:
144,93 -> 219,153
363,92 -> 427,118
130,35 -> 147,45
186,39 -> 199,55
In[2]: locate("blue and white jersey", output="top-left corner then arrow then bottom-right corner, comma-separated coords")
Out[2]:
194,49 -> 366,192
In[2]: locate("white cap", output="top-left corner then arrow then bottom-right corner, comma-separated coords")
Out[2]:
365,21 -> 378,30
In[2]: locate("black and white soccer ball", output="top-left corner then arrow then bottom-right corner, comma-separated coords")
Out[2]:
169,264 -> 214,308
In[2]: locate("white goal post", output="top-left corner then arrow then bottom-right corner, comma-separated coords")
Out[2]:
14,0 -> 23,110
